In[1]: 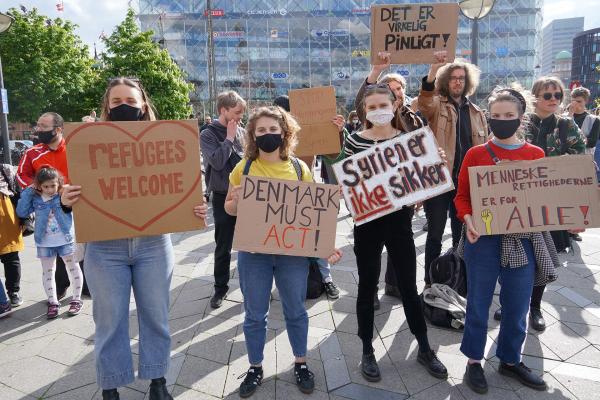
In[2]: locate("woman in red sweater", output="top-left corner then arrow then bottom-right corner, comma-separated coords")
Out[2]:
454,87 -> 557,394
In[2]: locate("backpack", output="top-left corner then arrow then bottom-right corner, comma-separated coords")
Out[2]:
421,248 -> 467,329
242,157 -> 324,298
0,165 -> 34,237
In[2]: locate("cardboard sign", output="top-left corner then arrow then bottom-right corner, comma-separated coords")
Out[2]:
469,155 -> 600,235
333,127 -> 453,225
64,120 -> 205,242
370,3 -> 459,64
289,86 -> 342,157
233,176 -> 339,258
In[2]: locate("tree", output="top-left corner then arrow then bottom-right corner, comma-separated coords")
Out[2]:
0,8 -> 99,122
100,9 -> 193,120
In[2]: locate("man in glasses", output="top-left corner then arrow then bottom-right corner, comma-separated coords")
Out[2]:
16,112 -> 73,301
417,51 -> 488,285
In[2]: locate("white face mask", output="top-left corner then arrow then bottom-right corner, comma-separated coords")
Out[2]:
366,108 -> 394,126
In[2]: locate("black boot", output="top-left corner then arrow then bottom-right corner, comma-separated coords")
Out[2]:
360,353 -> 381,382
102,389 -> 120,400
499,362 -> 547,390
417,350 -> 448,379
529,308 -> 546,332
149,377 -> 173,400
464,363 -> 488,394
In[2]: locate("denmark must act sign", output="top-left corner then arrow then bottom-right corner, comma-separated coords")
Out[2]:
333,127 -> 453,225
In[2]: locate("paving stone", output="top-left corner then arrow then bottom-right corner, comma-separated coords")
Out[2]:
168,297 -> 208,320
566,344 -> 600,368
337,330 -> 387,359
408,380 -> 466,400
91,386 -> 146,399
0,383 -> 36,400
514,373 -> 577,400
176,355 -> 228,398
331,382 -> 409,400
374,307 -> 409,339
323,356 -> 352,391
564,321 -> 600,345
453,377 -> 521,400
44,359 -> 97,397
308,310 -> 336,331
172,384 -> 222,399
39,332 -> 93,366
275,379 -> 329,400
0,333 -> 57,366
0,355 -> 67,397
550,372 -> 600,399
187,331 -> 234,365
543,303 -> 600,327
537,322 -> 591,360
46,383 -> 98,400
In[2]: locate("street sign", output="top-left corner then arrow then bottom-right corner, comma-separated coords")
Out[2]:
0,89 -> 8,114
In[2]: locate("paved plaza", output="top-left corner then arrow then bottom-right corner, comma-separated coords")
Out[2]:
1,203 -> 600,400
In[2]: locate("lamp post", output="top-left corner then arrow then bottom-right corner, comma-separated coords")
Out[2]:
458,0 -> 496,67
0,11 -> 13,165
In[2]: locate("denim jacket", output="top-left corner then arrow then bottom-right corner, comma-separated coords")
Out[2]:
16,187 -> 73,245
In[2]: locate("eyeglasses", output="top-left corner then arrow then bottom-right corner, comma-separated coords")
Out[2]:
450,76 -> 466,83
541,91 -> 563,101
33,125 -> 57,132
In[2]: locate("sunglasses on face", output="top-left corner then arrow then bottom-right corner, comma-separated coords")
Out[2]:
541,91 -> 563,101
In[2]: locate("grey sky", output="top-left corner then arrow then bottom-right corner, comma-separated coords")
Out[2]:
2,0 -> 599,54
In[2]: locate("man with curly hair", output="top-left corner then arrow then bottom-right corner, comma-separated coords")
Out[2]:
417,52 -> 488,283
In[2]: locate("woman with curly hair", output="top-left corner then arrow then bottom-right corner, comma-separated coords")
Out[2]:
224,106 -> 342,398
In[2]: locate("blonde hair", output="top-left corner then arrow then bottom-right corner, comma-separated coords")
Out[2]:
244,106 -> 300,161
216,91 -> 247,115
379,73 -> 406,89
435,59 -> 480,98
100,78 -> 157,121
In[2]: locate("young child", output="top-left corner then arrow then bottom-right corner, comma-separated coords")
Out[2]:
16,166 -> 83,319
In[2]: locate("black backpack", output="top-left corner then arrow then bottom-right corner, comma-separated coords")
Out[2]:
242,157 -> 324,298
421,248 -> 467,329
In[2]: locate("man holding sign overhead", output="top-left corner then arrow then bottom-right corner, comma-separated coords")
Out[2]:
418,51 -> 488,283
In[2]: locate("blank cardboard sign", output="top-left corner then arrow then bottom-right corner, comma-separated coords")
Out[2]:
469,155 -> 600,235
64,120 -> 205,242
370,3 -> 459,64
289,86 -> 342,157
233,176 -> 339,258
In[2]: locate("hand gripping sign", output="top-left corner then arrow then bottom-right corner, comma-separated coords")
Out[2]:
469,155 -> 600,235
233,177 -> 339,258
334,127 -> 453,225
64,120 -> 205,242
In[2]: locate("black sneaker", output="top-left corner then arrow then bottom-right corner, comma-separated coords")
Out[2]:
494,308 -> 502,321
0,302 -> 12,318
360,353 -> 381,382
570,233 -> 582,242
529,308 -> 546,332
499,362 -> 547,391
8,292 -> 23,307
464,363 -> 488,394
324,282 -> 340,299
149,377 -> 173,400
210,291 -> 227,309
417,350 -> 448,379
373,291 -> 381,311
102,389 -> 120,400
239,366 -> 263,398
294,363 -> 315,394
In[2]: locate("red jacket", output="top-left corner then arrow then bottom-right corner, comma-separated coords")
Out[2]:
454,140 -> 545,221
16,138 -> 69,188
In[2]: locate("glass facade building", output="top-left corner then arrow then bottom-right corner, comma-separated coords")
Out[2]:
571,28 -> 600,102
137,0 -> 542,112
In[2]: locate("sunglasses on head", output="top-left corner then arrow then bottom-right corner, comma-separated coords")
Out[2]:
366,83 -> 397,101
541,91 -> 563,101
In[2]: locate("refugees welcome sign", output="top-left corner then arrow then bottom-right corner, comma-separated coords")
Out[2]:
370,3 -> 459,64
334,127 -> 453,225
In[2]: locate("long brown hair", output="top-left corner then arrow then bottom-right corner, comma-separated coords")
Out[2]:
244,106 -> 300,161
435,60 -> 480,98
100,78 -> 157,121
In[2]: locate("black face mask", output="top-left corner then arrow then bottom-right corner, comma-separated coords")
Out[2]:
489,118 -> 521,140
256,133 -> 283,153
37,129 -> 56,145
109,103 -> 144,121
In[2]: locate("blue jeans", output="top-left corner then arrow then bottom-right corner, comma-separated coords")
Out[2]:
316,258 -> 332,283
595,145 -> 600,183
85,235 -> 174,390
0,278 -> 7,305
238,252 -> 309,365
461,235 -> 535,364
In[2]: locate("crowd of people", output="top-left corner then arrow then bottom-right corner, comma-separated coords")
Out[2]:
0,49 -> 597,400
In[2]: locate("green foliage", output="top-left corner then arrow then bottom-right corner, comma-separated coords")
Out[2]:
100,9 -> 193,120
0,7 -> 100,122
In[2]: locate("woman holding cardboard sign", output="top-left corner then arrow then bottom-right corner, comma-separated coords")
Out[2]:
345,84 -> 448,383
224,106 -> 342,398
454,86 -> 559,394
61,77 -> 209,400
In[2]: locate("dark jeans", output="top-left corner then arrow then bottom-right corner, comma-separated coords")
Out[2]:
354,208 -> 427,353
1,251 -> 21,293
423,189 -> 462,284
212,192 -> 237,294
55,255 -> 70,294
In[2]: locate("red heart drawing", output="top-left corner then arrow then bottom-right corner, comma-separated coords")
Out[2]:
65,121 -> 202,232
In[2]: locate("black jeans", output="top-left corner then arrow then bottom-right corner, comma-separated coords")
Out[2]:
212,192 -> 237,294
1,251 -> 21,293
423,189 -> 462,284
354,208 -> 427,353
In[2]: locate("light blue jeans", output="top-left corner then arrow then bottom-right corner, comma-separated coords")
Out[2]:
316,257 -> 333,283
85,235 -> 174,390
238,252 -> 309,365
